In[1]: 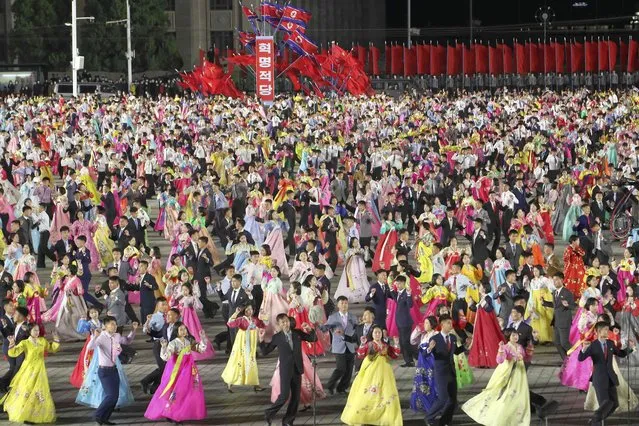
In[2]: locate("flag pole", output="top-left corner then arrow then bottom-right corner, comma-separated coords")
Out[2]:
271,0 -> 291,40
276,54 -> 302,79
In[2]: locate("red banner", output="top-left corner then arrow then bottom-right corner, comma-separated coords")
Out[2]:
544,43 -> 555,73
529,43 -> 541,73
430,44 -> 445,75
502,44 -> 514,74
255,36 -> 275,103
446,44 -> 458,75
463,44 -> 475,75
416,44 -> 427,75
356,45 -> 367,69
404,46 -> 417,77
515,42 -> 528,74
555,42 -> 565,74
585,40 -> 598,72
391,45 -> 403,75
598,40 -> 609,72
628,39 -> 638,72
370,44 -> 380,76
608,40 -> 618,71
571,41 -> 584,73
620,40 -> 628,72
385,43 -> 391,75
475,43 -> 489,74
489,44 -> 503,75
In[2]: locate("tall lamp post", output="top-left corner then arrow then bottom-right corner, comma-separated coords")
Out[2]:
107,0 -> 134,93
66,0 -> 94,97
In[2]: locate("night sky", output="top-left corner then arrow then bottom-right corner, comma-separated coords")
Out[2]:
387,0 -> 639,30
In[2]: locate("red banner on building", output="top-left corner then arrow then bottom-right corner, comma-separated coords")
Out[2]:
256,36 -> 275,104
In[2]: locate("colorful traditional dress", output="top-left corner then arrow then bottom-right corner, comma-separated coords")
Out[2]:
334,247 -> 370,303
221,316 -> 265,387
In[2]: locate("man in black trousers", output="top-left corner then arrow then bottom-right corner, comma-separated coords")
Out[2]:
141,308 -> 180,394
542,273 -> 576,360
425,315 -> 467,426
261,314 -> 317,426
579,321 -> 636,426
321,296 -> 359,394
277,190 -> 297,259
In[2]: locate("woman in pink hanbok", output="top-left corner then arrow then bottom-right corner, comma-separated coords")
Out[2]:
357,182 -> 382,237
175,283 -> 215,361
162,190 -> 181,241
258,266 -> 290,343
559,297 -> 598,391
144,324 -> 208,422
300,275 -> 330,355
263,211 -> 290,277
49,189 -> 71,244
70,211 -> 100,271
334,239 -> 370,303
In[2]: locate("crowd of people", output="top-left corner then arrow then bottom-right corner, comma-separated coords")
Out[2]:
0,87 -> 638,426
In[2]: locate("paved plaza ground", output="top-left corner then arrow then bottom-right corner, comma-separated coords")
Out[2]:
4,202 -> 639,426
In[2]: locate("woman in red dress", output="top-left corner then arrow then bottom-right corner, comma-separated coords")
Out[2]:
372,211 -> 401,272
563,236 -> 586,298
468,283 -> 504,368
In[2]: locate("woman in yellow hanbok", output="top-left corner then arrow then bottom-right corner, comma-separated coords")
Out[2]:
78,167 -> 100,204
93,206 -> 115,268
415,236 -> 434,283
1,325 -> 60,424
341,326 -> 402,426
221,305 -> 266,392
460,253 -> 481,324
525,266 -> 554,343
462,329 -> 530,426
272,170 -> 295,211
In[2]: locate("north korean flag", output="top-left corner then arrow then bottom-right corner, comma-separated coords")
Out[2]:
283,30 -> 318,56
279,19 -> 306,34
281,5 -> 312,25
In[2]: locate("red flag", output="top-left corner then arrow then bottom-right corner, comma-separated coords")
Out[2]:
503,44 -> 514,74
226,48 -> 234,74
455,44 -> 463,75
356,45 -> 367,69
446,44 -> 458,75
420,44 -> 431,75
416,44 -> 426,75
608,40 -> 618,71
430,44 -> 445,75
370,44 -> 381,76
529,42 -> 542,73
474,43 -> 489,74
598,40 -> 609,71
571,41 -> 584,73
555,41 -> 565,74
515,42 -> 528,74
544,43 -> 555,73
585,40 -> 597,72
620,40 -> 628,72
391,45 -> 403,75
385,43 -> 391,75
463,44 -> 475,75
628,38 -> 638,72
404,46 -> 417,76
488,44 -> 503,75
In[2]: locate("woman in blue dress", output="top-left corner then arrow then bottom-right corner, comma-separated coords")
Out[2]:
75,343 -> 135,409
409,316 -> 438,413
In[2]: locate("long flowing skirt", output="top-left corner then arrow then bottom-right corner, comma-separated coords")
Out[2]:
372,230 -> 397,272
584,358 -> 638,412
55,293 -> 88,342
2,354 -> 56,423
144,353 -> 206,421
244,215 -> 265,247
385,298 -> 399,339
559,347 -> 592,391
181,307 -> 215,361
259,291 -> 290,343
264,228 -> 290,277
410,351 -> 438,413
49,204 -> 71,244
340,355 -> 403,426
221,328 -> 260,386
455,353 -> 474,388
76,349 -> 134,408
462,359 -> 531,426
468,308 -> 504,368
93,225 -> 115,268
270,356 -> 326,406
334,255 -> 370,304
70,335 -> 92,388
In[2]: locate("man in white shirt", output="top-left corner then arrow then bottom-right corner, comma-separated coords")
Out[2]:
33,204 -> 54,268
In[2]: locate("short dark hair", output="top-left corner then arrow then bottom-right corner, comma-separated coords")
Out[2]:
276,313 -> 290,323
512,305 -> 525,316
439,314 -> 453,323
336,296 -> 348,303
595,321 -> 610,332
103,315 -> 117,325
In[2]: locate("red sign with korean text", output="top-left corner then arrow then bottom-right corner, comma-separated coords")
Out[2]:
256,36 -> 275,104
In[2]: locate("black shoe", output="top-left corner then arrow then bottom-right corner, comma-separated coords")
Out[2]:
141,381 -> 149,394
264,416 -> 272,426
327,387 -> 335,395
337,389 -> 347,395
537,400 -> 558,419
146,338 -> 154,343
214,340 -> 221,351
400,362 -> 415,368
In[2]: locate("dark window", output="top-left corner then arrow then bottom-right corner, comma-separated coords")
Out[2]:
210,0 -> 232,10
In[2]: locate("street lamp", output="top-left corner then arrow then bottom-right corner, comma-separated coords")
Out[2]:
66,0 -> 94,97
106,0 -> 134,93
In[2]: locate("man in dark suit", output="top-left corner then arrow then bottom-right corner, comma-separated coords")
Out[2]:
590,222 -> 611,265
112,216 -> 134,251
507,305 -> 538,357
466,218 -> 489,266
578,321 -> 635,426
590,191 -> 607,227
439,210 -> 460,248
193,236 -> 217,318
141,307 -> 180,394
261,314 -> 317,426
483,192 -> 501,253
136,260 -> 158,323
0,263 -> 14,316
393,275 -> 415,367
321,206 -> 340,272
0,307 -> 29,392
512,179 -> 529,213
599,263 -> 620,315
365,269 -> 391,327
496,270 -> 524,325
17,205 -> 34,252
504,229 -> 523,266
53,226 -> 76,262
101,186 -> 117,231
425,315 -> 467,426
394,229 -> 412,259
68,190 -> 85,223
74,236 -> 103,310
542,273 -> 576,360
573,204 -> 594,264
353,307 -> 376,373
216,275 -> 250,347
